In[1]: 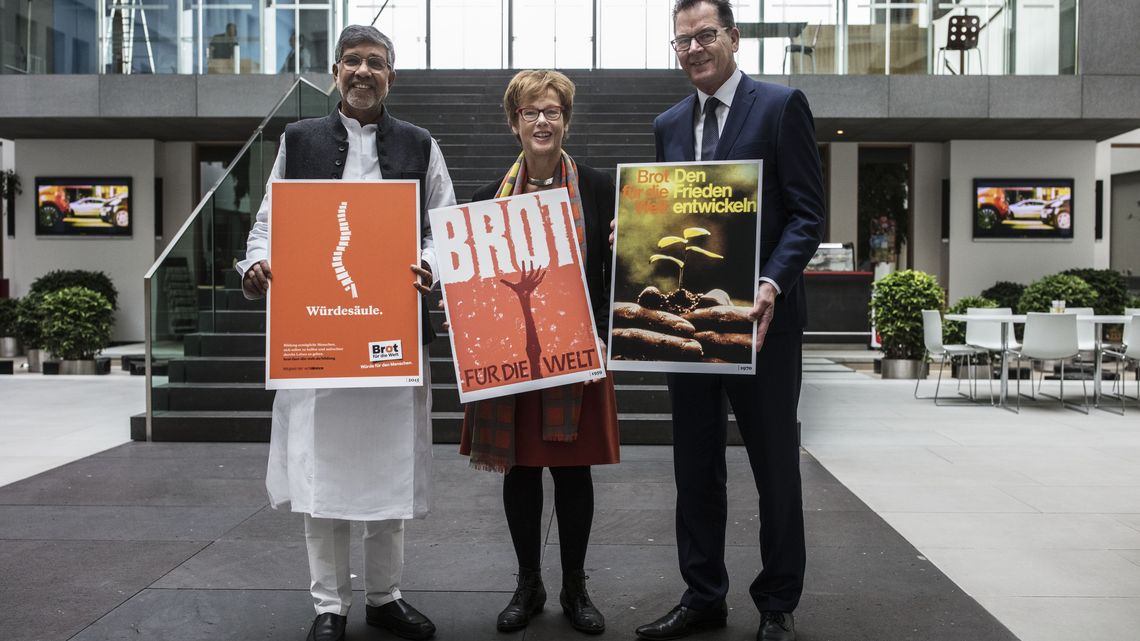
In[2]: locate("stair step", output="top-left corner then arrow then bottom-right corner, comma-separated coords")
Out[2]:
184,332 -> 265,357
130,411 -> 272,442
212,288 -> 267,311
168,356 -> 265,383
198,310 -> 267,333
153,382 -> 275,411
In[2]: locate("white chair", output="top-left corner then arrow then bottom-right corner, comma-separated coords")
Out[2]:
1102,314 -> 1140,413
965,307 -> 1019,380
915,310 -> 991,404
1007,313 -> 1089,413
1033,306 -> 1096,393
1067,307 -> 1098,353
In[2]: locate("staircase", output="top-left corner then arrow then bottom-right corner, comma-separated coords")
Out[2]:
132,70 -> 746,444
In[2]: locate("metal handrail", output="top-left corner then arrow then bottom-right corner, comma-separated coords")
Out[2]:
142,76 -> 332,441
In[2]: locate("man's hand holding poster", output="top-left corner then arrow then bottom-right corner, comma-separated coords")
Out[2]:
267,180 -> 422,389
430,188 -> 605,403
608,161 -> 762,374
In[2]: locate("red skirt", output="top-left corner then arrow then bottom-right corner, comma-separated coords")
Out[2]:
459,377 -> 620,468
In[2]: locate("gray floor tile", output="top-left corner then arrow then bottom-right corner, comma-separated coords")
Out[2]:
0,473 -> 270,507
0,505 -> 260,541
91,441 -> 271,459
69,589 -> 548,641
0,540 -> 206,641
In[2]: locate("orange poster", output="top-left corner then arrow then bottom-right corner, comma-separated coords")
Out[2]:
430,188 -> 605,403
267,180 -> 422,389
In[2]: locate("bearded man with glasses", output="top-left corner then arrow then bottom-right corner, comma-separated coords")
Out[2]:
237,24 -> 455,641
631,2 -> 825,641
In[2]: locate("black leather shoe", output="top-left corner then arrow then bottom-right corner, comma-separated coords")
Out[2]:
497,568 -> 546,632
757,611 -> 795,641
559,570 -> 605,634
366,598 -> 436,640
306,613 -> 346,641
635,603 -> 727,640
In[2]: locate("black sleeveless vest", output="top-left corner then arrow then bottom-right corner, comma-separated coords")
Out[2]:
283,107 -> 436,343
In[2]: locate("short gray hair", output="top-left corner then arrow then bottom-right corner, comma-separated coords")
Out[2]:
334,25 -> 395,68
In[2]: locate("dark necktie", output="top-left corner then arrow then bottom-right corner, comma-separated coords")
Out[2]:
700,97 -> 721,161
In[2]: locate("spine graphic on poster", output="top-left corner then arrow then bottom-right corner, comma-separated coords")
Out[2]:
331,201 -> 358,298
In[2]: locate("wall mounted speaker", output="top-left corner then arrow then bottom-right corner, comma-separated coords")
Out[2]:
155,178 -> 164,238
940,179 -> 950,240
1095,179 -> 1103,240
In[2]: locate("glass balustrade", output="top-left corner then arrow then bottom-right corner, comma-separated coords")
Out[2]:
142,78 -> 334,438
0,1 -> 1078,76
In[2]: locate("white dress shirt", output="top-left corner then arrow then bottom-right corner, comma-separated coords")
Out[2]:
692,69 -> 781,295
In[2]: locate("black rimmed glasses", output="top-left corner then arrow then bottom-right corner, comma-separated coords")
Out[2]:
517,107 -> 564,122
671,27 -> 724,52
338,55 -> 389,72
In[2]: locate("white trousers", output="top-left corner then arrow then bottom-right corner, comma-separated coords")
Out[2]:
304,514 -> 404,615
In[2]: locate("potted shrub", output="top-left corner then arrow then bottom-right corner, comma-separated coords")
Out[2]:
980,281 -> 1025,313
40,286 -> 113,375
1018,274 -> 1098,313
16,292 -> 49,372
0,297 -> 18,357
869,270 -> 945,379
30,269 -> 119,311
1061,268 -> 1128,341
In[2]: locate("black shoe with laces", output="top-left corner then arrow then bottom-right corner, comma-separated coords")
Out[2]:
757,611 -> 795,641
559,570 -> 605,634
497,567 -> 547,632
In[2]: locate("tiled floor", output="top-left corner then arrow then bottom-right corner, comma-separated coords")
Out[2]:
798,371 -> 1140,641
2,353 -> 1139,640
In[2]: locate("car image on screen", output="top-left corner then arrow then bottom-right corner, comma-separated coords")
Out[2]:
67,197 -> 108,217
1007,199 -> 1048,220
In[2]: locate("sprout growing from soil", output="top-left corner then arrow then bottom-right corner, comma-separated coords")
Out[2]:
652,227 -> 722,291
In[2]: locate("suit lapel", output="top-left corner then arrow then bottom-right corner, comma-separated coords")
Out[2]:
715,73 -> 756,160
678,94 -> 698,161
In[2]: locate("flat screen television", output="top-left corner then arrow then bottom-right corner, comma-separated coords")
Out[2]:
973,178 -> 1073,240
35,177 -> 132,237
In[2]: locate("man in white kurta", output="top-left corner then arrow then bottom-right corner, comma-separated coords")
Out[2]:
237,25 -> 454,641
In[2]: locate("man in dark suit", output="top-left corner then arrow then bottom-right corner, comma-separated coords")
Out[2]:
634,2 -> 825,641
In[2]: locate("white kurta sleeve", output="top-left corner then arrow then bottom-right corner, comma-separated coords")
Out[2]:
235,134 -> 287,296
420,137 -> 456,289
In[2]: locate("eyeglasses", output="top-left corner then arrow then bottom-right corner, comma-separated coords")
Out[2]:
517,107 -> 564,122
670,27 -> 724,52
338,55 -> 389,72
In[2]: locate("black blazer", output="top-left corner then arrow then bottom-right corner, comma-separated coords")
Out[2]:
654,72 -> 825,335
471,163 -> 615,338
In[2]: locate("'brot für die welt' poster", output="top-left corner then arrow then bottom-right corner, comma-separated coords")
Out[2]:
608,161 -> 761,374
429,188 -> 605,402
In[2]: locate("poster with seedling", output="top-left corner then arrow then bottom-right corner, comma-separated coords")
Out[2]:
608,161 -> 761,374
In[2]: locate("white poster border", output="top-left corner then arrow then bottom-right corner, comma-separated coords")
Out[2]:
266,179 -> 423,390
429,187 -> 605,404
606,160 -> 762,375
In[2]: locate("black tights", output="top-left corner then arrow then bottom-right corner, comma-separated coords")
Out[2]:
503,465 -> 594,574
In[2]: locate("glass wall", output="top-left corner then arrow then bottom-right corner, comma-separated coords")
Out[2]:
0,0 -> 1079,75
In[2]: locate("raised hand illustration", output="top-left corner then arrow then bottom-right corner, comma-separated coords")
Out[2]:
500,261 -> 548,380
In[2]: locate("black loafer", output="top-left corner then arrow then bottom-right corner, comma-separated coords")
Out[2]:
635,603 -> 727,640
366,598 -> 436,640
306,613 -> 346,641
757,611 -> 795,641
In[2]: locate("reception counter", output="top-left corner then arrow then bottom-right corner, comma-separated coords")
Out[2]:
803,271 -> 874,344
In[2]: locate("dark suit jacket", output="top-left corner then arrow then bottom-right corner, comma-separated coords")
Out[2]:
654,71 -> 825,334
471,163 -> 615,338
